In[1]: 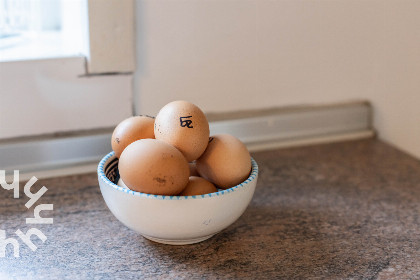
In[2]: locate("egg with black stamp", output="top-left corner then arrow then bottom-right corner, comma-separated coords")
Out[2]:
154,101 -> 210,162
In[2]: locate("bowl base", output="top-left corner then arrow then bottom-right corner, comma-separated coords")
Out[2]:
142,233 -> 217,245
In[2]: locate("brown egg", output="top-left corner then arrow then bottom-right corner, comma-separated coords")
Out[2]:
196,134 -> 251,189
188,162 -> 199,176
111,115 -> 155,158
179,176 -> 218,196
119,139 -> 189,195
154,101 -> 210,162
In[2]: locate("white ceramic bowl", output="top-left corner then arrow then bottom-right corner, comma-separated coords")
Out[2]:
97,151 -> 258,245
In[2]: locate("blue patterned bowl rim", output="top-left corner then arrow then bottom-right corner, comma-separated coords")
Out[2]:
97,151 -> 258,200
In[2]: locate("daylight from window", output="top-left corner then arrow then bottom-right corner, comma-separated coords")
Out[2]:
0,0 -> 86,62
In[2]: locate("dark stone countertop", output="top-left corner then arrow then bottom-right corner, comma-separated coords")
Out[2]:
0,139 -> 419,279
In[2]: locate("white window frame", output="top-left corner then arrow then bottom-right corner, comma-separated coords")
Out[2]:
86,0 -> 135,74
0,0 -> 135,140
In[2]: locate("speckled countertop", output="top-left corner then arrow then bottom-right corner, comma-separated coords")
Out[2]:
1,139 -> 419,279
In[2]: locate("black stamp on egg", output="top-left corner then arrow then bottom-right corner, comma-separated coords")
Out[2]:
180,116 -> 193,128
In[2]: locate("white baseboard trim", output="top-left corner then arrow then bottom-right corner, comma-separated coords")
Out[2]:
246,130 -> 374,152
1,102 -> 373,181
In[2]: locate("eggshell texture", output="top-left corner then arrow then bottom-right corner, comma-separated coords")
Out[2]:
179,176 -> 218,196
196,134 -> 251,189
119,139 -> 189,195
112,115 -> 155,158
154,101 -> 210,162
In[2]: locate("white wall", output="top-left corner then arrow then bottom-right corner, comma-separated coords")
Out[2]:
134,0 -> 420,159
0,57 -> 132,139
370,1 -> 420,159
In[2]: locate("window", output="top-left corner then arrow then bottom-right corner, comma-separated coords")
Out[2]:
0,0 -> 87,62
0,0 -> 135,140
